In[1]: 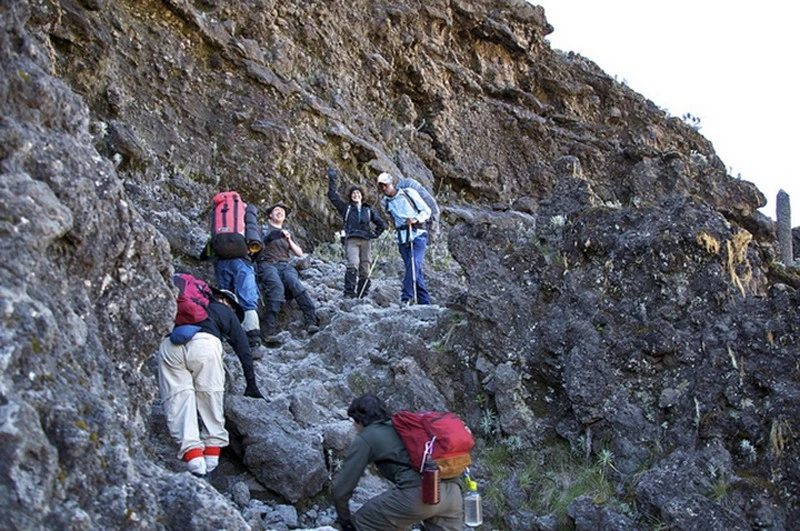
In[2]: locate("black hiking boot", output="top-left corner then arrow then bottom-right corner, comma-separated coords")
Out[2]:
344,268 -> 357,298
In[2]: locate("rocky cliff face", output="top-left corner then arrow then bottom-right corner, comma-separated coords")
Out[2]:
2,0 -> 799,529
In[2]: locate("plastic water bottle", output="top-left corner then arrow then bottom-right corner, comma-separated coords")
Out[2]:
464,476 -> 483,527
421,461 -> 441,505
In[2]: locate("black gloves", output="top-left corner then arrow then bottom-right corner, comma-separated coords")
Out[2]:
339,522 -> 356,531
327,167 -> 338,180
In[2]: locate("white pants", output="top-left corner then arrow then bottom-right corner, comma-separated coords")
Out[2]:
158,333 -> 228,459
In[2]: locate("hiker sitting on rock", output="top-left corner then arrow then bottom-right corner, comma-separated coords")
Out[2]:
332,394 -> 463,531
377,172 -> 432,305
255,201 -> 319,337
158,281 -> 264,477
326,167 -> 386,298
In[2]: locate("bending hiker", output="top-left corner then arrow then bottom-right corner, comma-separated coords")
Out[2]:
158,278 -> 264,477
332,395 -> 463,531
377,172 -> 432,305
326,167 -> 386,298
255,201 -> 319,337
208,191 -> 263,349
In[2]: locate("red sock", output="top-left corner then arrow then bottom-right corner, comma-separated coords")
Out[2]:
183,448 -> 204,462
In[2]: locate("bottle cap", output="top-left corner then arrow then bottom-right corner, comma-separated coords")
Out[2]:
466,478 -> 478,491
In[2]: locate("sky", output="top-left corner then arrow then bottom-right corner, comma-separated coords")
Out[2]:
537,1 -> 799,227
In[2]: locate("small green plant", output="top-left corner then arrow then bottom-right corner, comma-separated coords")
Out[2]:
502,435 -> 525,454
348,372 -> 370,396
480,409 -> 500,438
710,474 -> 728,501
596,448 -> 618,480
740,439 -> 758,463
475,393 -> 486,408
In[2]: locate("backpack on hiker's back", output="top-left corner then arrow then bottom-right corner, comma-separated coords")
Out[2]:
392,410 -> 474,479
395,177 -> 440,242
209,191 -> 262,259
172,273 -> 212,326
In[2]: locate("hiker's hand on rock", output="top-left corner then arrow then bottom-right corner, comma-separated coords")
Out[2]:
327,167 -> 338,180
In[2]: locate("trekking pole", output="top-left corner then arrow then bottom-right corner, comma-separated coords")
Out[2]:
408,224 -> 418,304
358,233 -> 388,298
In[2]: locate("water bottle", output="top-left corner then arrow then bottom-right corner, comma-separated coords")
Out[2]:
464,476 -> 483,527
421,461 -> 441,505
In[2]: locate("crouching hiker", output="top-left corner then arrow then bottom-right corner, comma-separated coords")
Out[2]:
158,277 -> 264,477
326,167 -> 386,298
332,395 -> 463,531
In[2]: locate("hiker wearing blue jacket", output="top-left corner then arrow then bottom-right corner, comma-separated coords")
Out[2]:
377,172 -> 432,305
214,257 -> 261,347
158,286 -> 264,477
327,167 -> 386,298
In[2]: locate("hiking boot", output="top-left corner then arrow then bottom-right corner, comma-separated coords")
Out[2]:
356,278 -> 371,298
344,269 -> 357,298
264,302 -> 281,337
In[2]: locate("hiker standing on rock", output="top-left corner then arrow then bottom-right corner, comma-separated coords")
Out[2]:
326,167 -> 386,298
255,201 -> 320,337
332,395 -> 463,531
377,172 -> 432,305
207,191 -> 264,349
158,281 -> 264,477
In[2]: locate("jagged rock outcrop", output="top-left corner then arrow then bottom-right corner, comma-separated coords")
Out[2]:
3,0 -> 799,529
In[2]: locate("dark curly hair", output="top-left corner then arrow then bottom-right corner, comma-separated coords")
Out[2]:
348,186 -> 363,202
347,394 -> 390,427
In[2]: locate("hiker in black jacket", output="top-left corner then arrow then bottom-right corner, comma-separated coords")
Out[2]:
327,167 -> 386,298
158,287 -> 264,477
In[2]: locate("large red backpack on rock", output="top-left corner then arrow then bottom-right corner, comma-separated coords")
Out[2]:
210,191 -> 248,259
172,273 -> 212,325
392,410 -> 474,479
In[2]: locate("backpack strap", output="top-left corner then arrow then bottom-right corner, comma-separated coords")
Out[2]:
399,189 -> 422,214
343,204 -> 351,233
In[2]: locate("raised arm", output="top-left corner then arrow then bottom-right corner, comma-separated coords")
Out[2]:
327,167 -> 348,214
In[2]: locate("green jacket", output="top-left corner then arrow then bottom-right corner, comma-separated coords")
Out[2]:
332,420 -> 420,524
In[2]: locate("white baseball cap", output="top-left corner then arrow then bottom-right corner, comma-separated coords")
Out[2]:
376,172 -> 393,185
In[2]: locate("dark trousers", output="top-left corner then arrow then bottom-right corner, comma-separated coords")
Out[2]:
398,233 -> 430,304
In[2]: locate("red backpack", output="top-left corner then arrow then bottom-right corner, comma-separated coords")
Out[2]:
172,274 -> 212,325
392,411 -> 475,479
210,191 -> 248,259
